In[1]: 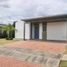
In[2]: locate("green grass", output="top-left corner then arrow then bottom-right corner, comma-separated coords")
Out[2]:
0,39 -> 16,45
59,60 -> 67,67
60,46 -> 67,67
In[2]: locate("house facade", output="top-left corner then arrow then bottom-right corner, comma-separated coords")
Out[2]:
15,15 -> 67,41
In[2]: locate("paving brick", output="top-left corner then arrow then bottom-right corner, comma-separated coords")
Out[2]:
0,47 -> 63,67
6,41 -> 65,53
0,41 -> 65,67
0,56 -> 43,67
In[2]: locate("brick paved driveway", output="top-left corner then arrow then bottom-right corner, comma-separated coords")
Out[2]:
0,41 -> 66,67
6,41 -> 66,53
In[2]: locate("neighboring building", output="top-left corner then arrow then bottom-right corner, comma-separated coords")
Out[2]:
15,14 -> 67,41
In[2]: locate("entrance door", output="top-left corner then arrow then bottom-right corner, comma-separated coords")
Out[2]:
34,24 -> 39,39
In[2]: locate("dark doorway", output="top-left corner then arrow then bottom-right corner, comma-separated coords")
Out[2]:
34,24 -> 39,39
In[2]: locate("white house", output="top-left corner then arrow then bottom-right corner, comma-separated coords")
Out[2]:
15,14 -> 67,41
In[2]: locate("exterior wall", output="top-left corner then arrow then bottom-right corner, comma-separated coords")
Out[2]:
47,22 -> 66,40
15,21 -> 31,40
66,22 -> 67,40
15,21 -> 25,39
25,23 -> 31,39
15,20 -> 67,41
39,23 -> 43,39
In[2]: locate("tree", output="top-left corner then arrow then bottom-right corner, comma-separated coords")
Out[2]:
1,24 -> 16,40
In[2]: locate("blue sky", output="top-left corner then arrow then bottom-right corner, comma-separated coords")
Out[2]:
0,0 -> 67,24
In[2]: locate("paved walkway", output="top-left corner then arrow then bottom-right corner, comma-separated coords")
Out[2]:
0,41 -> 66,67
0,56 -> 42,67
0,47 -> 63,67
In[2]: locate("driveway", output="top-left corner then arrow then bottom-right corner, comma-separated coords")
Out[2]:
6,40 -> 66,53
0,41 -> 66,67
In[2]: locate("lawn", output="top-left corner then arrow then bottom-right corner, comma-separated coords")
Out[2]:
0,39 -> 16,45
59,46 -> 67,67
59,60 -> 67,67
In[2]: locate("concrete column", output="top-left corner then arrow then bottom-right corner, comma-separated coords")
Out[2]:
39,23 -> 43,39
25,23 -> 31,39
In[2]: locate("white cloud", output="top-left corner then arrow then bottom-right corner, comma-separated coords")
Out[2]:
0,0 -> 67,24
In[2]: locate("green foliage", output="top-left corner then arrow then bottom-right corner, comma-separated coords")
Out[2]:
2,24 -> 15,32
1,24 -> 16,40
0,26 -> 7,38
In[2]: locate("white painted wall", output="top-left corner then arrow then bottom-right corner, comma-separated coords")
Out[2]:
39,23 -> 43,39
15,21 -> 25,39
66,22 -> 67,40
25,23 -> 31,39
47,22 -> 66,40
15,20 -> 67,41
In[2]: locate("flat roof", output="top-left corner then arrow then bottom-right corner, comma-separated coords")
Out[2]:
21,14 -> 67,22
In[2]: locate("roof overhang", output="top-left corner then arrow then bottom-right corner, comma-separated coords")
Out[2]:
21,14 -> 67,23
